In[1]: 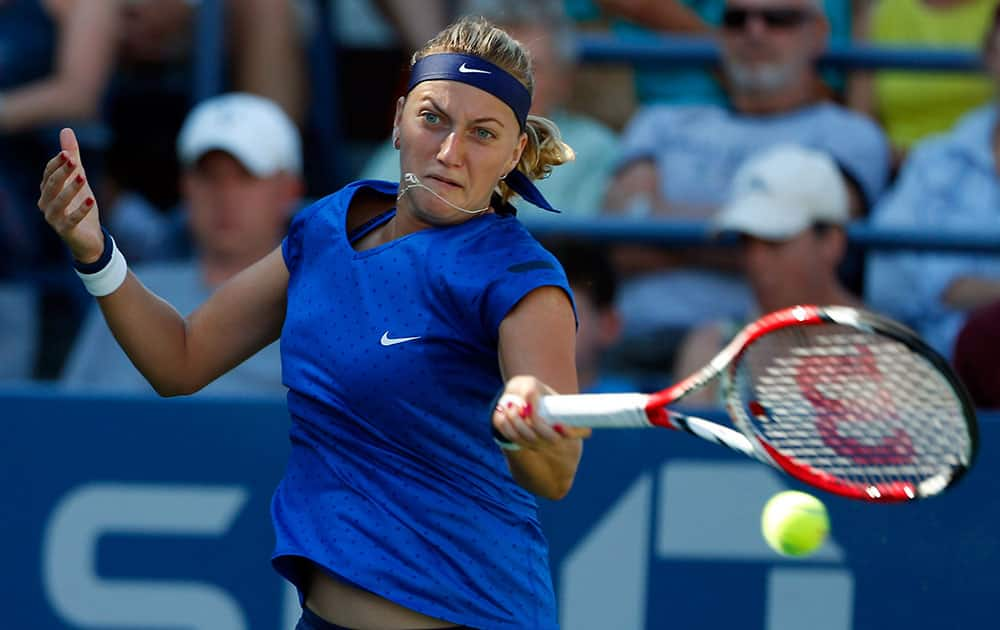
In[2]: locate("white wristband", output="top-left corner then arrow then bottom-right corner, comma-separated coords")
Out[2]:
75,238 -> 128,296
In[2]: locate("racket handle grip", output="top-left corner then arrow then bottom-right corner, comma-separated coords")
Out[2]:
538,393 -> 652,428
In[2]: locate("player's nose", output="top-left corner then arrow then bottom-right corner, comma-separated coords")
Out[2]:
436,131 -> 465,167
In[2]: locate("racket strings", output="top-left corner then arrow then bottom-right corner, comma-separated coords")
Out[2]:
730,325 -> 972,492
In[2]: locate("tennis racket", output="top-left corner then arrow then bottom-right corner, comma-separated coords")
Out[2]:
539,305 -> 978,503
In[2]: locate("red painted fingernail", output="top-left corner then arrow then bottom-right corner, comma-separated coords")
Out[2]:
553,424 -> 567,436
75,174 -> 84,184
505,401 -> 514,409
59,152 -> 67,163
519,403 -> 533,418
84,198 -> 94,207
67,160 -> 75,169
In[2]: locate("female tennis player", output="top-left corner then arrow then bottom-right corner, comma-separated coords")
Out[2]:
37,16 -> 589,630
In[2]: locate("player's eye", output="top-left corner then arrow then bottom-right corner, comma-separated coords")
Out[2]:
475,127 -> 496,140
421,112 -> 441,125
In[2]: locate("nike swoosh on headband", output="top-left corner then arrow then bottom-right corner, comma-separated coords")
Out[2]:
458,62 -> 491,74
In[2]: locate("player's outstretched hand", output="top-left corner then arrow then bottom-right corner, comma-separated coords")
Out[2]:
493,375 -> 591,450
37,128 -> 104,263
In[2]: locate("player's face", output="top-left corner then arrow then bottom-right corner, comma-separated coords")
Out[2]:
182,151 -> 293,260
719,0 -> 825,92
394,81 -> 527,225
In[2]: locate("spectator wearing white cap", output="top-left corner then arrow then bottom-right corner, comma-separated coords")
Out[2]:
60,92 -> 303,396
672,144 -> 863,404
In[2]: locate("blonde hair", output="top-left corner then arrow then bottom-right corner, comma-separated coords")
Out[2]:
412,16 -> 575,204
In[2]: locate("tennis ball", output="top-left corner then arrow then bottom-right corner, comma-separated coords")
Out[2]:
761,490 -> 829,557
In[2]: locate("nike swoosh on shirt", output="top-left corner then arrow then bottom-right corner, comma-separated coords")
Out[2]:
380,332 -> 422,346
458,62 -> 491,74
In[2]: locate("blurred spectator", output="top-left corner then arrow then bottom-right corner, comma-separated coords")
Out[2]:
0,0 -> 117,273
327,0 -> 453,179
571,0 -> 852,115
602,0 -> 889,370
102,0 -> 309,248
673,144 -> 863,404
546,239 -> 636,393
560,0 -> 637,131
361,0 -> 621,220
0,0 -> 119,379
62,93 -> 303,396
952,298 -> 1000,408
369,0 -> 452,53
114,0 -> 308,124
865,10 -> 1000,361
594,0 -> 727,108
226,0 -> 309,126
848,0 -> 998,168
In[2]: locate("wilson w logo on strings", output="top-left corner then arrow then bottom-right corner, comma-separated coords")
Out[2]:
755,338 -> 917,467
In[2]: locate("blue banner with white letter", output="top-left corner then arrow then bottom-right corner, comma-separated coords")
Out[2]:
2,388 -> 998,629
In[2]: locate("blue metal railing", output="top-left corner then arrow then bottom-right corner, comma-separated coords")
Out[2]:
576,33 -> 985,72
528,218 -> 1000,253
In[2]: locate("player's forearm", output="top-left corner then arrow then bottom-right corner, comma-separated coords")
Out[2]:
95,274 -> 205,396
505,440 -> 584,500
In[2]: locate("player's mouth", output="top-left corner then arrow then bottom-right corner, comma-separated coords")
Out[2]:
426,174 -> 463,189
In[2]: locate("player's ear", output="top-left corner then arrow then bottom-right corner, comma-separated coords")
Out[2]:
392,96 -> 405,149
505,131 -> 528,176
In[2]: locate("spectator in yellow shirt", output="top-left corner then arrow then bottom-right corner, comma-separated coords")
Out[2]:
849,0 -> 998,167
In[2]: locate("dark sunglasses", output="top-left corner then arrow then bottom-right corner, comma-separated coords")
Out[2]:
722,7 -> 814,30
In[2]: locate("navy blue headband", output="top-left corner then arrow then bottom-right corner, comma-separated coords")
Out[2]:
406,53 -> 560,214
408,52 -> 531,130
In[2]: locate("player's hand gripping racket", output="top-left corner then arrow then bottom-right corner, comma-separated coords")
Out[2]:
540,305 -> 978,502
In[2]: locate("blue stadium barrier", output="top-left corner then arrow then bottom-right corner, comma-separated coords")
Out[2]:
1,388 -> 996,629
528,217 -> 1000,253
577,33 -> 985,72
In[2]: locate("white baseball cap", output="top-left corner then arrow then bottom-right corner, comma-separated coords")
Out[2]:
714,144 -> 849,240
177,92 -> 302,176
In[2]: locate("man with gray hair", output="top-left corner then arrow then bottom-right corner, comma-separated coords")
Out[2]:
601,0 -> 888,370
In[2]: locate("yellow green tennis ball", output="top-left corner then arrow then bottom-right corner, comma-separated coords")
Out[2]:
761,490 -> 829,557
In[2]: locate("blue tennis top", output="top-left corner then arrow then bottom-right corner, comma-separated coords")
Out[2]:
272,180 -> 572,629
